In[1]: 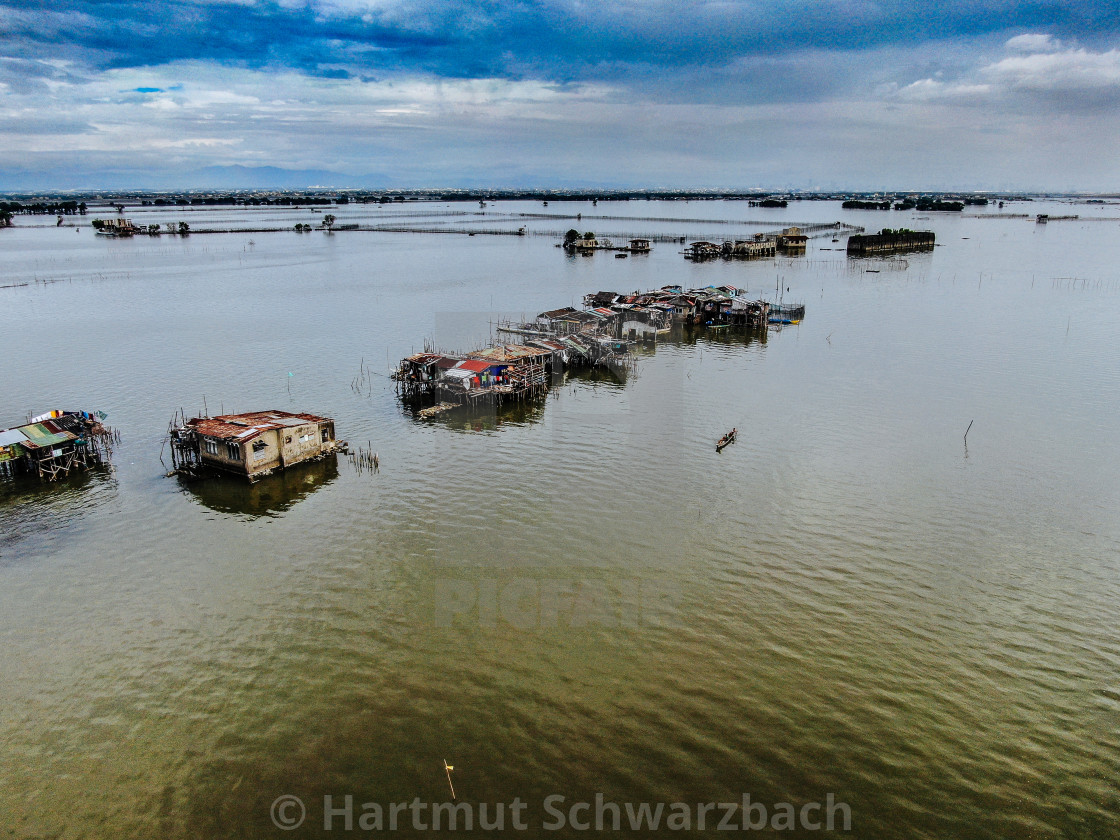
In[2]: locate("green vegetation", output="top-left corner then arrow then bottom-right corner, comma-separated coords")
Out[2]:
916,199 -> 963,212
564,228 -> 580,245
843,200 -> 891,210
1,199 -> 86,216
323,214 -> 336,230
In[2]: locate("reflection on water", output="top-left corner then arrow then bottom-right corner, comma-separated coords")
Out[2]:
679,323 -> 769,347
178,457 -> 340,518
407,331 -> 766,432
0,468 -> 117,561
406,366 -> 629,431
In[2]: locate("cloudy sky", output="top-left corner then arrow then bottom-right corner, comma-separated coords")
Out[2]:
1,0 -> 1118,190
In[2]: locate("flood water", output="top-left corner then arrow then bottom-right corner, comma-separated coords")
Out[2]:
1,199 -> 1118,838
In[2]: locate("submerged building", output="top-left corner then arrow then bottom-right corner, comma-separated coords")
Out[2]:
169,410 -> 339,481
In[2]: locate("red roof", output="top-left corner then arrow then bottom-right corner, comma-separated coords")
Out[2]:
454,359 -> 493,373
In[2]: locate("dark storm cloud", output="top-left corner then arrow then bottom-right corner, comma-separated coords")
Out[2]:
1,0 -> 1117,82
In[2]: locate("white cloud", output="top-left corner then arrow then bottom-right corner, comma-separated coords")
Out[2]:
983,48 -> 1120,93
1004,33 -> 1062,54
890,78 -> 992,102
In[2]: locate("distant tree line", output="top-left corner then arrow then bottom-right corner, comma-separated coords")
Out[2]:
842,197 -> 967,212
1,200 -> 87,215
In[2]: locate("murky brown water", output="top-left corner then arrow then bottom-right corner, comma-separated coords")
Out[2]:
1,199 -> 1118,838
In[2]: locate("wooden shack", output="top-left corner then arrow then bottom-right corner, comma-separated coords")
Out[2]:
170,410 -> 339,481
0,410 -> 115,481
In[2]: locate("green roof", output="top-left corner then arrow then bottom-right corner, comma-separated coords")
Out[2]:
18,423 -> 77,448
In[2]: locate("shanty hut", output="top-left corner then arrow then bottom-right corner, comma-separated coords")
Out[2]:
685,241 -> 722,259
0,410 -> 112,481
175,410 -> 338,481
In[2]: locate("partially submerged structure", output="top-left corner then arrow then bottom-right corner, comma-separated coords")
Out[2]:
395,336 -> 628,410
684,235 -> 778,260
397,284 -> 796,416
776,226 -> 808,252
581,285 -> 774,328
168,410 -> 341,481
847,229 -> 935,256
0,410 -> 116,481
92,218 -> 140,236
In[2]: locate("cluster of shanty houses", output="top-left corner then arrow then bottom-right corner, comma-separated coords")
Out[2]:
0,410 -> 114,481
396,331 -> 631,409
565,236 -> 651,252
583,284 -> 774,328
168,410 -> 340,482
684,227 -> 808,260
395,283 -> 794,413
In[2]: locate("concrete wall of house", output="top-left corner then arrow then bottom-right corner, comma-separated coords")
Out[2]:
621,319 -> 658,338
198,420 -> 334,478
246,429 -> 283,476
277,421 -> 332,469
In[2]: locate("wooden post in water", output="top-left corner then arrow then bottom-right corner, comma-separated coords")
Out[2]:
443,760 -> 456,800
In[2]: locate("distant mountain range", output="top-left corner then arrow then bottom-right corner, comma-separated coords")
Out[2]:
0,165 -> 390,191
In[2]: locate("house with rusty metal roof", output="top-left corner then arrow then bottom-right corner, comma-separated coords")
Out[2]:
0,410 -> 114,481
170,410 -> 338,481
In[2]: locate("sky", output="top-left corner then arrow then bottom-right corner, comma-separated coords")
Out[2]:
1,0 -> 1119,191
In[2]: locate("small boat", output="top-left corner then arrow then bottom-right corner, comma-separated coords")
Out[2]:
716,429 -> 737,451
615,252 -> 628,258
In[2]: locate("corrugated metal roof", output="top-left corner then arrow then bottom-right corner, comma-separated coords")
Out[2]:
454,359 -> 492,373
18,423 -> 77,448
188,410 -> 330,441
0,428 -> 29,447
468,344 -> 551,363
538,307 -> 577,319
528,339 -> 566,351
